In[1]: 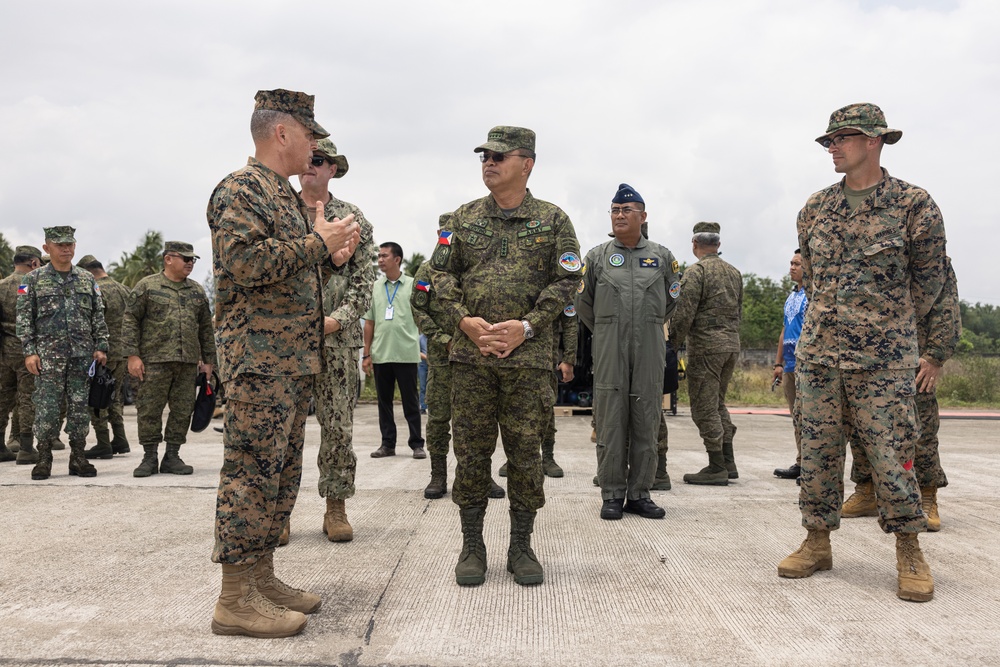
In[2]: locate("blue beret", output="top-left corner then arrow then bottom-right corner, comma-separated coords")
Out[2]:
612,183 -> 644,205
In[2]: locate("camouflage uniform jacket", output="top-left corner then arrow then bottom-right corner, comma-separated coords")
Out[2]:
0,269 -> 32,356
307,195 -> 376,350
918,256 -> 961,365
208,157 -> 336,379
431,190 -> 582,371
554,307 -> 579,367
667,252 -> 741,355
121,271 -> 217,365
96,275 -> 131,361
796,169 -> 949,370
410,261 -> 452,367
16,263 -> 109,359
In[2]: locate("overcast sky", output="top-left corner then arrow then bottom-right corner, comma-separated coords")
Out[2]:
1,0 -> 996,304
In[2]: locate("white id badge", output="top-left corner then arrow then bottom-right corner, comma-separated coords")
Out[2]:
385,306 -> 394,320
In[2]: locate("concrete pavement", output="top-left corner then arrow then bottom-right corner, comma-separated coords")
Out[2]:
1,404 -> 998,666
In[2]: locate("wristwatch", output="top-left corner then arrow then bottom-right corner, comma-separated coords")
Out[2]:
521,320 -> 535,339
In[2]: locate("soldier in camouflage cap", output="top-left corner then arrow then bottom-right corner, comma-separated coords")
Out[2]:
0,245 -> 44,463
778,103 -> 950,603
16,226 -> 109,480
313,139 -> 349,178
207,88 -> 360,638
431,126 -> 580,587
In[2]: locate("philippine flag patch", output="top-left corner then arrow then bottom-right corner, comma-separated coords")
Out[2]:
438,231 -> 453,246
415,280 -> 430,292
17,284 -> 28,295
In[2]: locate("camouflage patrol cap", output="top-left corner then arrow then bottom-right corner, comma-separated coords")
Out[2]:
164,241 -> 199,259
44,226 -> 76,243
15,245 -> 42,259
315,138 -> 349,178
254,89 -> 329,139
692,222 -> 721,234
816,103 -> 902,146
474,126 -> 536,154
76,254 -> 101,268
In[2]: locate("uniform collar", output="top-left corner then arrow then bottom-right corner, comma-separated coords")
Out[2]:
486,189 -> 535,219
611,235 -> 648,251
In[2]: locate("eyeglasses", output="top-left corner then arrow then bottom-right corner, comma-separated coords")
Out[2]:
479,151 -> 531,163
819,132 -> 866,149
166,253 -> 196,263
609,207 -> 641,216
310,155 -> 331,166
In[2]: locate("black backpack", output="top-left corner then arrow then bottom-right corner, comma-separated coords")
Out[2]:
88,361 -> 116,417
190,370 -> 222,433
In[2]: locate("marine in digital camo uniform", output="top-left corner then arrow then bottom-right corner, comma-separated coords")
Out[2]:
16,226 -> 108,481
777,103 -> 950,603
299,137 -> 377,544
431,126 -> 581,587
0,245 -> 43,464
77,254 -> 133,460
667,222 -> 743,486
577,183 -> 679,521
207,88 -> 360,638
122,241 -> 216,477
842,256 -> 960,531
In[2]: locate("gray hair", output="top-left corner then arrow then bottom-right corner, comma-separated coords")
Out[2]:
250,109 -> 294,142
693,232 -> 720,247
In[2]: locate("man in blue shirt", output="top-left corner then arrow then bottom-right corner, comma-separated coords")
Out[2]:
772,249 -> 807,481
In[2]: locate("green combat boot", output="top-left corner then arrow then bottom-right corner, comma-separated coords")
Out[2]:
778,529 -> 832,578
489,477 -> 506,499
0,440 -> 15,463
455,506 -> 487,586
683,450 -> 729,486
160,444 -> 193,475
68,442 -> 97,478
133,446 -> 159,478
541,442 -> 563,478
424,455 -> 448,499
16,434 -> 38,465
507,510 -> 543,585
111,422 -> 131,454
84,424 -> 114,460
651,451 -> 671,490
842,481 -> 878,518
50,436 -> 66,451
722,436 -> 738,479
498,462 -> 508,477
896,532 -> 934,602
31,441 -> 53,480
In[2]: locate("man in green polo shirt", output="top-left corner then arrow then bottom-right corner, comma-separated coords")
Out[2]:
363,242 -> 425,458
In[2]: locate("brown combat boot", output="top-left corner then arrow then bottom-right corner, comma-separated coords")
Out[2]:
778,529 -> 833,578
211,562 -> 307,637
896,532 -> 934,602
424,455 -> 448,499
842,480 -> 878,518
322,498 -> 353,542
254,553 -> 321,614
921,487 -> 941,532
455,506 -> 487,586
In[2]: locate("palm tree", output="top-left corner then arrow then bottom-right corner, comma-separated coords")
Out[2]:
109,231 -> 165,287
403,252 -> 426,278
0,233 -> 13,276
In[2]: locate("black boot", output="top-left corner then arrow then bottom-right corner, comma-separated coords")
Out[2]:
0,440 -> 15,463
84,424 -> 114,459
507,510 -> 543,585
110,422 -> 131,454
16,434 -> 38,465
455,506 -> 487,586
424,455 -> 448,499
133,445 -> 159,478
31,441 -> 53,480
69,441 -> 97,477
160,444 -> 193,475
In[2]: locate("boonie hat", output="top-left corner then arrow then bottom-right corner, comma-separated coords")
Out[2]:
315,138 -> 350,178
815,103 -> 902,146
254,89 -> 329,139
474,126 -> 536,154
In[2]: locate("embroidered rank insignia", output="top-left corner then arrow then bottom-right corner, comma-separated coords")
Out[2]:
671,260 -> 679,273
563,304 -> 576,317
17,284 -> 28,295
669,282 -> 681,298
415,280 -> 430,292
609,253 -> 625,267
438,231 -> 453,246
640,257 -> 659,268
559,252 -> 582,272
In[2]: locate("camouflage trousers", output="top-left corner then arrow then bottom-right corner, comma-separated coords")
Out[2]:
451,363 -> 550,512
797,362 -> 926,534
212,373 -> 312,566
136,362 -> 197,447
849,389 -> 947,489
686,352 -> 737,453
0,348 -> 35,437
594,372 -> 660,501
313,346 -> 359,500
90,358 -> 127,433
32,357 -> 91,444
425,361 -> 452,458
783,371 -> 802,466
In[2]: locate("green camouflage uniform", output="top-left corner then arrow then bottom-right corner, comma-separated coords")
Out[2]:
849,257 -> 961,489
122,271 -> 216,449
544,308 -> 578,453
16,264 -> 108,447
667,252 -> 742,455
797,168 -> 949,533
0,269 -> 37,440
578,238 -> 680,500
411,260 -> 453,459
209,156 -> 335,566
431,190 -> 581,511
90,275 -> 131,438
309,196 -> 376,500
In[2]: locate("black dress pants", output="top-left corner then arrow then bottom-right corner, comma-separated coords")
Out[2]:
373,363 -> 424,450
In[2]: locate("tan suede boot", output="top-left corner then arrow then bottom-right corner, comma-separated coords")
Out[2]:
211,563 -> 307,638
896,532 -> 934,602
254,553 -> 321,614
842,480 -> 878,518
921,487 -> 941,532
279,519 -> 289,546
323,498 -> 353,542
778,529 -> 833,578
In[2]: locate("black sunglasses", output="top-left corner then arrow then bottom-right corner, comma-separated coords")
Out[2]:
479,150 -> 531,163
310,155 -> 332,167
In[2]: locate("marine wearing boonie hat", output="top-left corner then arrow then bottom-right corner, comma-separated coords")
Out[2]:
254,89 -> 329,139
815,103 -> 902,146
314,139 -> 350,178
44,226 -> 76,243
164,241 -> 199,259
15,245 -> 43,260
474,126 -> 536,154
